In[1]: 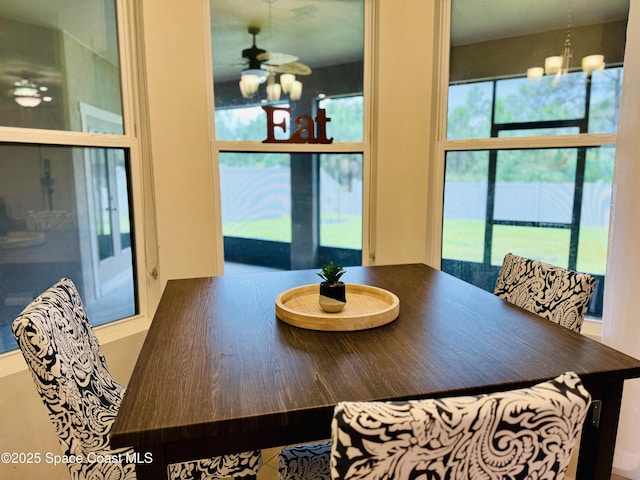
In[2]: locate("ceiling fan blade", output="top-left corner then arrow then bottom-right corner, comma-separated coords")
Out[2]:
256,51 -> 269,62
267,61 -> 312,76
261,52 -> 299,66
239,27 -> 310,77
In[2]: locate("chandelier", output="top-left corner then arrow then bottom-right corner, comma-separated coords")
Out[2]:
13,79 -> 52,108
526,0 -> 605,82
239,71 -> 303,102
268,72 -> 303,101
238,26 -> 306,102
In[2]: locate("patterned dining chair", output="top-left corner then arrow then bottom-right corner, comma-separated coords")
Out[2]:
12,278 -> 262,480
278,441 -> 332,480
494,252 -> 596,332
279,372 -> 591,480
331,371 -> 591,480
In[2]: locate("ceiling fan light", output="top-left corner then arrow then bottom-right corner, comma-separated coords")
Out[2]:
12,79 -> 51,107
242,68 -> 268,83
280,73 -> 295,94
239,75 -> 260,98
14,86 -> 38,97
582,54 -> 605,75
15,96 -> 42,108
13,79 -> 38,95
266,83 -> 281,102
289,80 -> 303,101
544,56 -> 563,75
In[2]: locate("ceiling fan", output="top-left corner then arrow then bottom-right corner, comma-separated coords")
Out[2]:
239,26 -> 311,101
5,70 -> 54,108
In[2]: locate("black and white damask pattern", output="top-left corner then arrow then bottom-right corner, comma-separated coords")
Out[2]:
494,252 -> 596,332
278,441 -> 332,480
331,372 -> 591,480
12,278 -> 262,480
168,453 -> 263,480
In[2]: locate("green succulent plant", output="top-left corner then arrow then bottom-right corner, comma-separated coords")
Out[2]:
317,262 -> 346,284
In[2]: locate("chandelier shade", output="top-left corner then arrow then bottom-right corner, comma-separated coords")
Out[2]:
238,70 -> 303,102
544,56 -> 563,76
582,54 -> 605,75
266,83 -> 282,102
280,73 -> 295,94
289,80 -> 303,101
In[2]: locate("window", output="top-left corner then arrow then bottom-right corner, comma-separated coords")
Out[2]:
441,0 -> 629,319
210,0 -> 366,272
319,152 -> 363,250
447,69 -> 624,140
0,1 -> 137,354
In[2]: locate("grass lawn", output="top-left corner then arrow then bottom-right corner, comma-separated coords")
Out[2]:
223,217 -> 607,274
320,215 -> 362,248
443,219 -> 608,274
223,215 -> 362,249
223,216 -> 292,242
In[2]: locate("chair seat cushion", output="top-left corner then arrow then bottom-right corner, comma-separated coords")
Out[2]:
169,450 -> 263,479
278,441 -> 332,480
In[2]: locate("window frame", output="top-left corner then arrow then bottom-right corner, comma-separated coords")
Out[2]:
0,0 -> 151,374
207,1 -> 375,271
433,0 -> 620,337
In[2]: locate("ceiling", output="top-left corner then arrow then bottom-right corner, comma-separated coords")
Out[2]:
451,0 -> 629,46
0,0 -> 630,85
210,0 -> 629,81
0,0 -> 116,89
209,0 -> 364,82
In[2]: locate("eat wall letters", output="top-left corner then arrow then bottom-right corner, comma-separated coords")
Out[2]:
262,106 -> 333,144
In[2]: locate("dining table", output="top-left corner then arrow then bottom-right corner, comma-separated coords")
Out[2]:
110,263 -> 640,480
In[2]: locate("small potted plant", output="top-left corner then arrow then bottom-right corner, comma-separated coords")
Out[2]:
318,262 -> 347,313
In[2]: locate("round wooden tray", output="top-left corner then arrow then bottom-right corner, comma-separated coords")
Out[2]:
275,284 -> 400,331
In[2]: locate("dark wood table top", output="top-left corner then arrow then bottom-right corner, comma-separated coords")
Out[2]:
111,263 -> 640,461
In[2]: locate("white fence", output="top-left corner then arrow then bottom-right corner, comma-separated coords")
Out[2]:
220,169 -> 609,229
444,181 -> 611,227
220,165 -> 362,222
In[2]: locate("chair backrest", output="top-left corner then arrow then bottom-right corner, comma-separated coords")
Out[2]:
12,278 -> 124,459
331,371 -> 591,480
494,252 -> 596,332
27,209 -> 77,231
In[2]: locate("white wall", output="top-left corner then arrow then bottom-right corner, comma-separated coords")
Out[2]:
0,332 -> 146,480
602,2 -> 640,477
370,1 -> 436,266
141,0 -> 221,298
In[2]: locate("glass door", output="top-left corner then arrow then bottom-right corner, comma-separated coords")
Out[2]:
80,103 -> 132,296
89,147 -> 132,293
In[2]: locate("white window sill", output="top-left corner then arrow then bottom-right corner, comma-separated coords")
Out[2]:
0,315 -> 151,378
581,317 -> 603,341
